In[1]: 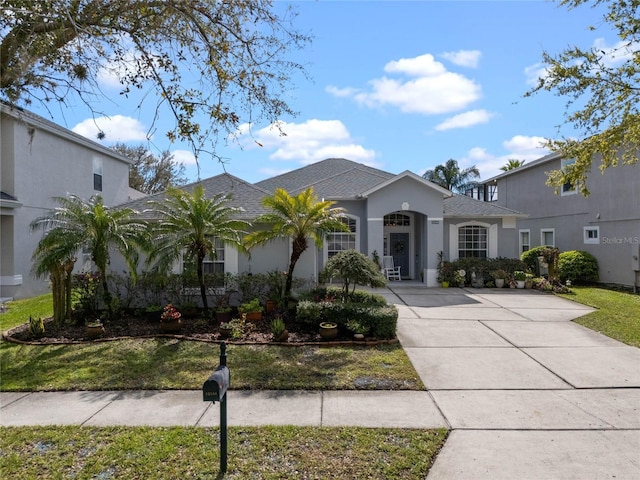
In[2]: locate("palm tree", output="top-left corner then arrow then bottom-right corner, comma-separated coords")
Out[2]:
146,185 -> 249,313
500,159 -> 525,171
422,159 -> 480,193
30,194 -> 148,319
244,187 -> 348,303
30,228 -> 78,325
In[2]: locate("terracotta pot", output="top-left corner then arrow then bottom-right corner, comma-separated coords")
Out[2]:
160,318 -> 182,333
245,311 -> 262,321
86,324 -> 105,339
266,300 -> 277,313
319,322 -> 338,340
273,329 -> 289,342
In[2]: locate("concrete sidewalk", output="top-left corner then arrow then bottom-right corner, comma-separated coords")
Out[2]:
2,286 -> 639,479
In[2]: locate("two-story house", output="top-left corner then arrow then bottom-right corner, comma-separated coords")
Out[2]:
0,103 -> 139,299
480,152 -> 640,289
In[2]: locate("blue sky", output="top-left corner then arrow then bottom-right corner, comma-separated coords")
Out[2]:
32,0 -> 618,184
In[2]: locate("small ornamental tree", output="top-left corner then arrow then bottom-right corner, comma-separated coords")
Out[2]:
320,250 -> 387,302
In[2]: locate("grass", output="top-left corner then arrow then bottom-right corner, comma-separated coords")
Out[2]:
0,425 -> 448,479
0,293 -> 52,332
0,340 -> 423,392
558,286 -> 640,347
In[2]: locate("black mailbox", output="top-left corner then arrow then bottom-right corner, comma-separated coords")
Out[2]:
203,365 -> 230,403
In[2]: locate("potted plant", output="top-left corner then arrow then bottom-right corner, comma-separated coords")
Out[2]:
525,273 -> 535,289
85,320 -> 105,339
179,300 -> 199,318
239,298 -> 262,321
436,251 -> 453,288
144,304 -> 163,322
319,321 -> 338,340
270,316 -> 289,342
491,269 -> 509,289
214,305 -> 233,323
346,319 -> 369,340
513,271 -> 527,289
160,304 -> 182,333
454,269 -> 466,288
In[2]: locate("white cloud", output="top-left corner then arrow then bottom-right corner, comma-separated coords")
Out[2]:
72,115 -> 148,142
524,62 -> 549,86
435,109 -> 495,131
384,53 -> 447,77
232,119 -> 376,165
461,135 -> 550,180
171,149 -> 197,166
328,53 -> 482,115
440,50 -> 482,68
593,38 -> 639,67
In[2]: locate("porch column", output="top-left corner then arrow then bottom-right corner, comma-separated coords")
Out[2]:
425,217 -> 443,287
367,217 -> 384,265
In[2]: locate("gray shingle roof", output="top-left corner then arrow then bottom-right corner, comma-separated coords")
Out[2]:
118,173 -> 271,219
255,158 -> 394,196
444,193 -> 526,217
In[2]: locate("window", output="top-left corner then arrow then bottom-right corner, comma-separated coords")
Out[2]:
486,183 -> 498,202
384,213 -> 411,226
458,225 -> 488,258
560,159 -> 577,196
202,237 -> 225,274
327,216 -> 357,258
519,229 -> 530,253
583,226 -> 600,244
93,157 -> 103,192
541,229 -> 555,247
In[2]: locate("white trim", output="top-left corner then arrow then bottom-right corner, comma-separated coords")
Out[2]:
367,218 -> 384,222
560,159 -> 578,196
541,228 -> 555,247
324,214 -> 360,263
583,226 -> 600,245
360,170 -> 453,197
450,221 -> 497,260
383,212 -> 414,278
0,275 -> 23,286
519,229 -> 531,254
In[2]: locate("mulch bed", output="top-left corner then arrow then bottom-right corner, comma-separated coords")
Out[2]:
3,315 -> 397,347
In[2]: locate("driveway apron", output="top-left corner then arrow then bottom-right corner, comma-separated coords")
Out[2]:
390,284 -> 640,480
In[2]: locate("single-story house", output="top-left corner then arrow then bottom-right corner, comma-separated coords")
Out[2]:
123,158 -> 527,286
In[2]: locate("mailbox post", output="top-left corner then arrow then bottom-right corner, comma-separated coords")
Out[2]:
202,342 -> 230,474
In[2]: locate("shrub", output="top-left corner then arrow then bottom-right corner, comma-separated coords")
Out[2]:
320,250 -> 387,301
29,316 -> 45,338
558,250 -> 599,284
294,300 -> 398,339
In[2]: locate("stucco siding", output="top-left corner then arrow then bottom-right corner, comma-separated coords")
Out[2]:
490,156 -> 639,287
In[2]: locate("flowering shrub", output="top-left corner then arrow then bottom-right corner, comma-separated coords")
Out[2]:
160,304 -> 181,322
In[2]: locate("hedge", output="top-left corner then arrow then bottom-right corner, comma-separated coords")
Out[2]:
558,250 -> 599,284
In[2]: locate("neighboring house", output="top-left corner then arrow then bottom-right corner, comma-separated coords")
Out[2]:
479,152 -> 640,288
0,103 -> 135,299
124,158 -> 526,286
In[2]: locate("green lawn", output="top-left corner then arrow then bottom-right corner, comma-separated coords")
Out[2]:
558,286 -> 640,347
0,425 -> 448,479
0,340 -> 423,391
0,294 -> 52,332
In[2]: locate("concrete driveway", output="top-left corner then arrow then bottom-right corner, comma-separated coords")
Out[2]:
385,284 -> 640,480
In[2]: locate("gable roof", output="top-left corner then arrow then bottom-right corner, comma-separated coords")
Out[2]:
119,173 -> 271,219
361,170 -> 453,198
0,102 -> 132,165
444,193 -> 526,218
482,151 -> 562,183
254,158 -> 395,197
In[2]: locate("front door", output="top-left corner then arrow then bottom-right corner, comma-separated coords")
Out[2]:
389,232 -> 410,279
